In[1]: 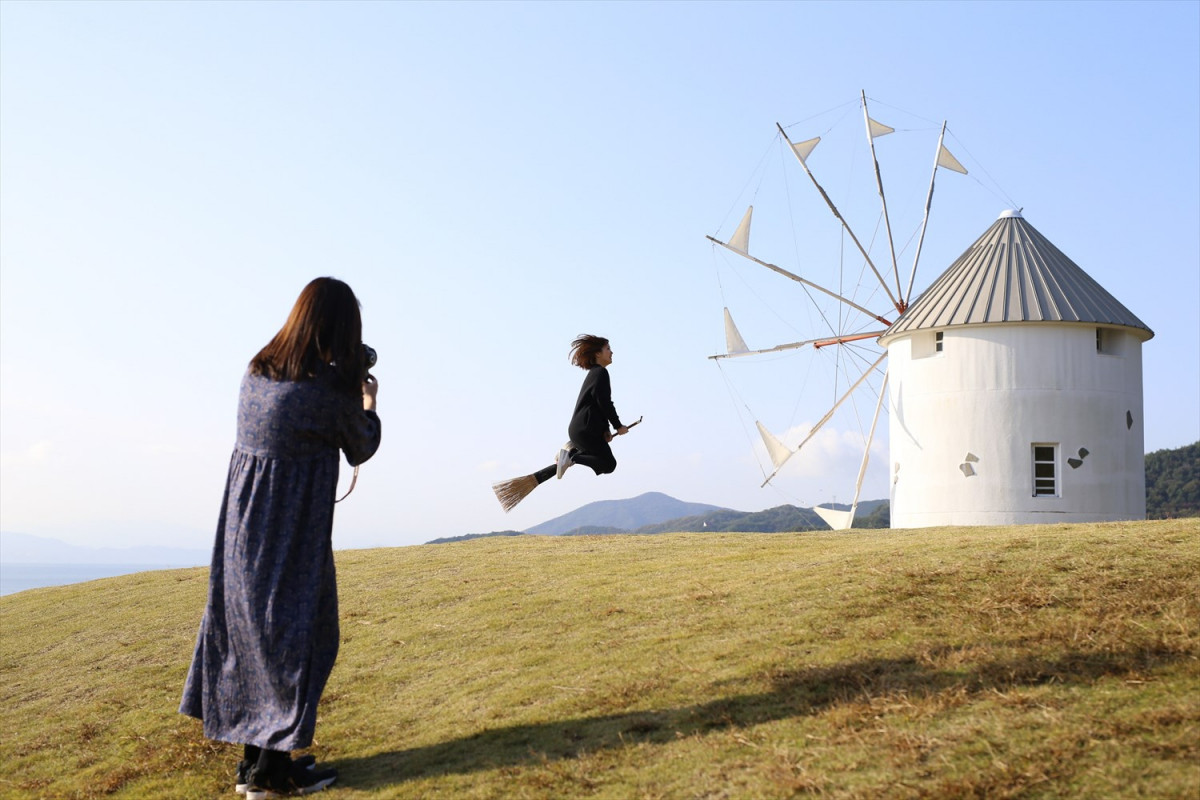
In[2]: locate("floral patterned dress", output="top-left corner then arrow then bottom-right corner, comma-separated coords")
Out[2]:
180,369 -> 381,750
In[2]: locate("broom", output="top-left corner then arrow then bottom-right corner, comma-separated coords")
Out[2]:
492,416 -> 642,512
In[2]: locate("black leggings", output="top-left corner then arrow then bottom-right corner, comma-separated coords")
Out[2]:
568,434 -> 616,476
533,437 -> 617,485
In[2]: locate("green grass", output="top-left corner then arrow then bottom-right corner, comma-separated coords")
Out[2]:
2,520 -> 1198,799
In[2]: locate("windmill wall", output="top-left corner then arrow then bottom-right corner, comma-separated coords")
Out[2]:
885,322 -> 1147,527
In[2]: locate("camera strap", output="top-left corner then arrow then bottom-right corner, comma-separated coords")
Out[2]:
335,465 -> 360,503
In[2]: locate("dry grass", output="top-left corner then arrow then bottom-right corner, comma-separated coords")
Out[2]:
1,520 -> 1197,798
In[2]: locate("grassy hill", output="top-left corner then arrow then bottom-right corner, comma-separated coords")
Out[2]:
2,520 -> 1197,799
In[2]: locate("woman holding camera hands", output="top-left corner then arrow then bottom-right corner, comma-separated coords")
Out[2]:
181,277 -> 381,798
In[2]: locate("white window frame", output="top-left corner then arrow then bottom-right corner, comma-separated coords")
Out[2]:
1032,443 -> 1058,497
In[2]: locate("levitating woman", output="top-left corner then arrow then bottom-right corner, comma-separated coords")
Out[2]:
492,334 -> 631,511
180,277 -> 381,798
555,334 -> 629,479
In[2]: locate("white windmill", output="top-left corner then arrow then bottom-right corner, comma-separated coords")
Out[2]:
709,93 -> 1153,529
707,92 -> 971,529
879,210 -> 1153,526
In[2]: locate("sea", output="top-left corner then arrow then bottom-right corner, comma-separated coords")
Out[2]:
0,563 -> 198,597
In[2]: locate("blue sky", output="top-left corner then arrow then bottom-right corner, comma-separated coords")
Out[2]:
2,0 -> 1197,552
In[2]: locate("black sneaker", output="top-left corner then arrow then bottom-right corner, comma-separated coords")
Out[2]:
236,760 -> 253,795
236,758 -> 324,796
237,755 -> 317,795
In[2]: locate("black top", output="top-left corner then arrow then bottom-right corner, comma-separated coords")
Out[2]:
568,366 -> 624,443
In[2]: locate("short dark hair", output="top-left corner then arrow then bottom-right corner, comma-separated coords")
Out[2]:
569,334 -> 609,369
250,277 -> 364,395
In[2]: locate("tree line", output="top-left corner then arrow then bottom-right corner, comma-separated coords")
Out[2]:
1145,441 -> 1199,518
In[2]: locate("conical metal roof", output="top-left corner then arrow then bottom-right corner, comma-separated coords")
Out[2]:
880,210 -> 1153,343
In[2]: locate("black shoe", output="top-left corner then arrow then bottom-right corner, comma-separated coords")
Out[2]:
236,760 -> 253,795
237,755 -> 317,795
238,758 -> 326,796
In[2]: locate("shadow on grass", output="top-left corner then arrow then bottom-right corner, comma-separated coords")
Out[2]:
335,642 -> 1185,789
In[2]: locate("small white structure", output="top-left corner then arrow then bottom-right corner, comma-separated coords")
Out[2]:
878,210 -> 1154,527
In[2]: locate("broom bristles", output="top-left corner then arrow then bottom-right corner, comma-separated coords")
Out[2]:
492,473 -> 540,512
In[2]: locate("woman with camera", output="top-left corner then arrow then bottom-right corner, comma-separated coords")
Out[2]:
181,277 -> 381,798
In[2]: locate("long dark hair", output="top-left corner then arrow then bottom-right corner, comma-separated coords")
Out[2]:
569,334 -> 608,369
250,277 -> 364,395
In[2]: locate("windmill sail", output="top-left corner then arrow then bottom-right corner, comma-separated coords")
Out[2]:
814,505 -> 854,530
727,206 -> 752,253
937,144 -> 968,174
790,136 -> 820,163
756,421 -> 793,470
723,307 -> 749,354
867,117 -> 894,139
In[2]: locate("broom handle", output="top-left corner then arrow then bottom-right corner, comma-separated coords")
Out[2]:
610,416 -> 642,440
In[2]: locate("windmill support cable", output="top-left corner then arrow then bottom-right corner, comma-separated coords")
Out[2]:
905,120 -> 948,305
946,129 -> 1020,211
715,362 -> 774,482
706,236 -> 893,327
759,350 -> 888,487
776,122 -> 901,313
847,371 -> 889,522
861,91 -> 903,303
813,368 -> 888,531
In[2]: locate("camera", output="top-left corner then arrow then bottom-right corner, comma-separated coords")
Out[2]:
362,344 -> 377,380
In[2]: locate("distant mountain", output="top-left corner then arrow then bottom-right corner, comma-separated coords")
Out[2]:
524,492 -> 728,536
633,498 -> 889,533
425,531 -> 527,545
0,532 -> 210,565
433,494 -> 891,544
493,493 -> 887,541
634,505 -> 823,533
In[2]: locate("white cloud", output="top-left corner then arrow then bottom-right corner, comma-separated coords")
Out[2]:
746,419 -> 890,504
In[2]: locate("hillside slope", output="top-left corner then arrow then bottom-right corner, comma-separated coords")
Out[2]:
2,521 -> 1198,799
